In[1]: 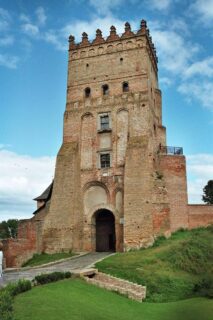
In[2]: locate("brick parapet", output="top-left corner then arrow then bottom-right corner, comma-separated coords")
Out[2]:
68,20 -> 158,72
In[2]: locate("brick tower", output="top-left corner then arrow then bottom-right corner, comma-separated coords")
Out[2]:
41,20 -> 189,253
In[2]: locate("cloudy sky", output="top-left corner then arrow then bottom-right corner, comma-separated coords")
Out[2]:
0,0 -> 213,221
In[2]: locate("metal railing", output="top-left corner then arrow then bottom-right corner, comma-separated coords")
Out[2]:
160,146 -> 183,155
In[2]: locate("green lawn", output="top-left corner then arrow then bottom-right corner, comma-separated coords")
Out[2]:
22,252 -> 76,267
14,279 -> 213,320
96,227 -> 213,302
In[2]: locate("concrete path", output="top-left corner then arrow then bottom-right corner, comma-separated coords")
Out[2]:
0,252 -> 111,287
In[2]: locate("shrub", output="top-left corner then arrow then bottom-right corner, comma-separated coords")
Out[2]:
0,289 -> 14,320
194,274 -> 213,298
7,279 -> 32,296
34,271 -> 71,285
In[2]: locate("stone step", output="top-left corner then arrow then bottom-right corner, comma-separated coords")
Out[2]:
84,271 -> 146,302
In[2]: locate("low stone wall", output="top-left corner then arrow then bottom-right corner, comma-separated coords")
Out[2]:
188,205 -> 213,229
85,271 -> 146,302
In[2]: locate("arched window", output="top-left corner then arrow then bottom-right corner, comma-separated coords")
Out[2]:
102,84 -> 109,96
85,87 -> 91,98
123,82 -> 129,92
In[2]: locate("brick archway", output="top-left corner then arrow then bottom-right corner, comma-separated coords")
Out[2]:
95,209 -> 115,252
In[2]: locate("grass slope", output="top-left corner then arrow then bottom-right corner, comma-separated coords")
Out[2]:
22,252 -> 76,267
96,227 -> 213,302
14,279 -> 213,320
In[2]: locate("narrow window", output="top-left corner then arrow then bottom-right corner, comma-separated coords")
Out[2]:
100,115 -> 109,130
85,87 -> 91,98
123,82 -> 129,92
102,84 -> 109,96
100,153 -> 110,168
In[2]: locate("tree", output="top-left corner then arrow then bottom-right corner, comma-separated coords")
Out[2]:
0,219 -> 19,239
202,180 -> 213,204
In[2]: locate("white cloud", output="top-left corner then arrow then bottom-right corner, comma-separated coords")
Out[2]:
151,28 -> 199,74
89,0 -> 124,15
21,23 -> 39,36
0,53 -> 19,69
43,31 -> 67,51
0,148 -> 55,221
20,13 -> 30,23
36,7 -> 47,26
20,7 -> 46,37
186,154 -> 213,203
0,7 -> 11,31
160,77 -> 172,86
183,56 -> 213,78
0,35 -> 14,46
190,0 -> 213,22
178,80 -> 213,110
147,0 -> 172,10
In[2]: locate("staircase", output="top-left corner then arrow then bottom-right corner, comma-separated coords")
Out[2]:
84,271 -> 146,302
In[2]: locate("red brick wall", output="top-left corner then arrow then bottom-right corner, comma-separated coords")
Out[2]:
188,205 -> 213,229
160,155 -> 189,231
3,219 -> 36,267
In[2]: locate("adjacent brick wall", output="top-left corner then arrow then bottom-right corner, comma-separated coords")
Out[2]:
160,155 -> 189,232
3,220 -> 36,267
188,205 -> 213,229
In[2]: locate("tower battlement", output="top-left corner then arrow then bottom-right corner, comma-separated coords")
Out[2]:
68,20 -> 158,70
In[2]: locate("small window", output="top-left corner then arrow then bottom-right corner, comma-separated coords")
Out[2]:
100,153 -> 110,168
100,115 -> 109,130
85,87 -> 91,98
123,82 -> 129,92
102,84 -> 109,96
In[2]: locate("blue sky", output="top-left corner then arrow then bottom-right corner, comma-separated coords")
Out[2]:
0,0 -> 213,221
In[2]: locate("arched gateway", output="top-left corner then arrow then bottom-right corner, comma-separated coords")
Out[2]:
95,209 -> 116,252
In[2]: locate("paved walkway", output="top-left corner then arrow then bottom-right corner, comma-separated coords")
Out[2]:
0,252 -> 111,287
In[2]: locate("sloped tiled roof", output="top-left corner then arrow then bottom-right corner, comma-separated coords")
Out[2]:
33,181 -> 53,201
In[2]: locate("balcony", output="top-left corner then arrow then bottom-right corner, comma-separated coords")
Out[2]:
159,146 -> 183,155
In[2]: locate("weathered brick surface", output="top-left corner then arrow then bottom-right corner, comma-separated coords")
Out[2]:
188,205 -> 213,229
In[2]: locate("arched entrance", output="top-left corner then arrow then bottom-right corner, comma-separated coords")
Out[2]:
95,209 -> 116,252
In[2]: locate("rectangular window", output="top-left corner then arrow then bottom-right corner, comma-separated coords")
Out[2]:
100,153 -> 110,168
100,115 -> 109,130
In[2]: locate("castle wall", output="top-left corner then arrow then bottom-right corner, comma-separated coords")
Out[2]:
160,155 -> 189,231
188,205 -> 213,229
42,142 -> 83,253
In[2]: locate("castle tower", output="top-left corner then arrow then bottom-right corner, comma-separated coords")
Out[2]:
42,20 -> 188,253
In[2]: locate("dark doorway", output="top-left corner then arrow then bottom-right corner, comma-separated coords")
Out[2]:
95,209 -> 115,252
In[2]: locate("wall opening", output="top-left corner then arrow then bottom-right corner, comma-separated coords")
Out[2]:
102,84 -> 109,96
85,87 -> 91,98
123,82 -> 129,92
95,209 -> 115,252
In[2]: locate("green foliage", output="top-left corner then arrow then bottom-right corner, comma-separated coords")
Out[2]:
0,279 -> 32,320
0,289 -> 14,320
96,227 -> 213,302
7,279 -> 32,297
0,219 -> 18,239
22,252 -> 76,267
202,180 -> 213,204
34,271 -> 71,285
14,279 -> 213,320
194,274 -> 213,298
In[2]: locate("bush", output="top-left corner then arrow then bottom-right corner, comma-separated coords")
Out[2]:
0,289 -> 14,320
34,271 -> 71,285
7,279 -> 32,296
194,274 -> 213,298
0,280 -> 32,320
